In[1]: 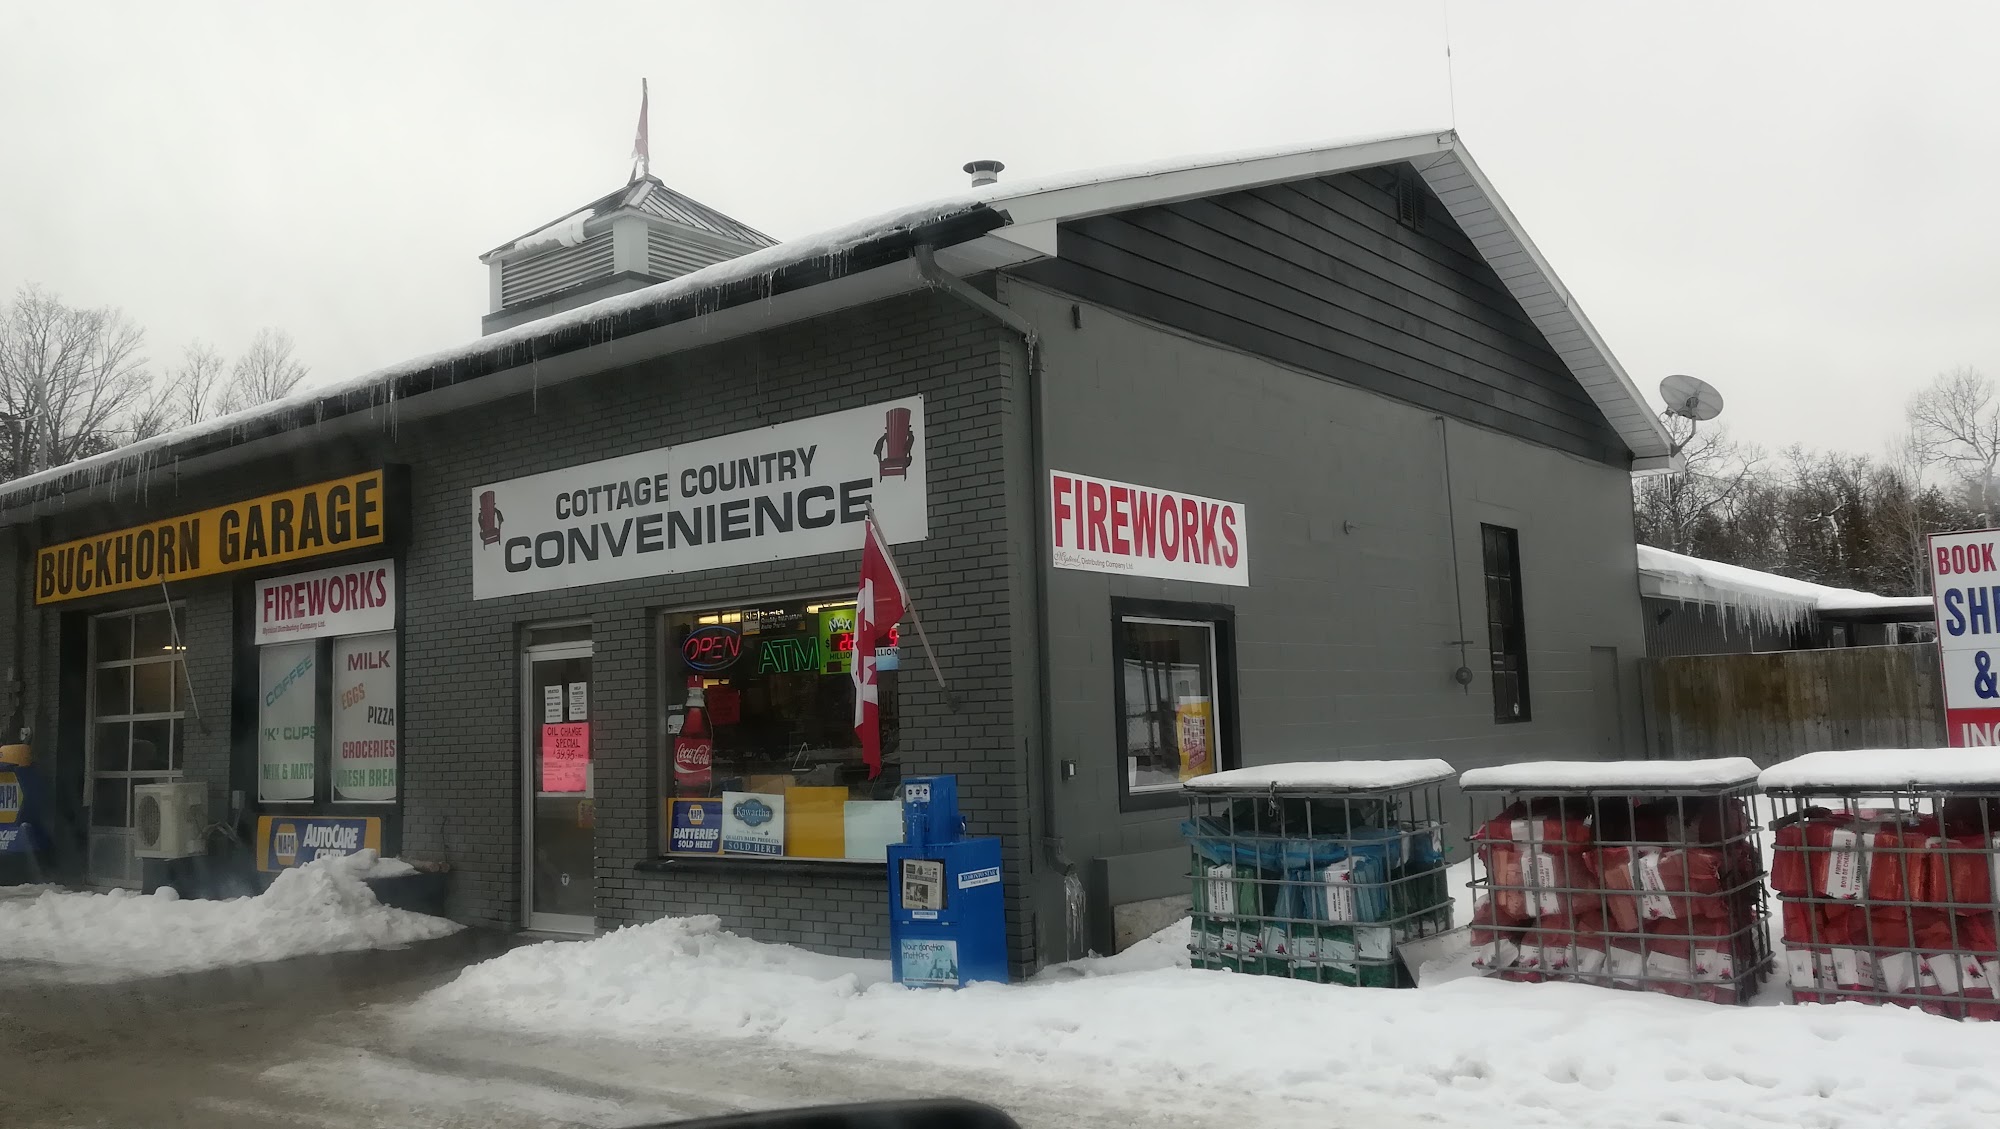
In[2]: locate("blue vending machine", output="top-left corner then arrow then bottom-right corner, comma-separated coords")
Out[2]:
887,775 -> 1008,987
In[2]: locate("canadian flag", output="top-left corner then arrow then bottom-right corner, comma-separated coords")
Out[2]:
853,514 -> 907,779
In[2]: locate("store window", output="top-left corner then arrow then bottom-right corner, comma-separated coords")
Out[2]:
1113,601 -> 1233,803
253,560 -> 399,803
88,604 -> 187,886
1482,523 -> 1531,722
659,597 -> 902,861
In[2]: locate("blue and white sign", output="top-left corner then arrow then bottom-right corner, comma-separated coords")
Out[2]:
0,769 -> 33,854
957,866 -> 1001,890
721,790 -> 785,856
899,938 -> 961,987
257,815 -> 381,872
669,798 -> 723,854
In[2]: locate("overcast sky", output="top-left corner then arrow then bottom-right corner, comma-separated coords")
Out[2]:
2,1 -> 1994,458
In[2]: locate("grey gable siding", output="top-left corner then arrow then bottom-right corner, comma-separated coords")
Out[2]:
1011,163 -> 1630,468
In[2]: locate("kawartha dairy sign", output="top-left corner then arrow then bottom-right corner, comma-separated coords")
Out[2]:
470,398 -> 928,599
1049,470 -> 1248,586
254,559 -> 396,643
1930,528 -> 2000,745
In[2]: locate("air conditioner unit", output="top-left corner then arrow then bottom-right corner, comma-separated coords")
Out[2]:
134,782 -> 208,859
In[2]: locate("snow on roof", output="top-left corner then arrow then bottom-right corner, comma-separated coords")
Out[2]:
0,128 -> 1668,508
1637,545 -> 1934,628
1186,759 -> 1456,793
502,208 -> 594,257
1458,758 -> 1761,792
483,177 -> 775,261
1760,748 -> 2000,791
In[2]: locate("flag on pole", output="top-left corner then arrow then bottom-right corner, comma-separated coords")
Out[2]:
630,78 -> 650,182
852,514 -> 908,779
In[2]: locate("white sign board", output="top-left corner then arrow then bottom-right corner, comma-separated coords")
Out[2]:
720,790 -> 786,856
470,398 -> 928,599
258,641 -> 316,802
332,632 -> 398,802
254,559 -> 396,644
1929,528 -> 2000,745
1048,470 -> 1248,586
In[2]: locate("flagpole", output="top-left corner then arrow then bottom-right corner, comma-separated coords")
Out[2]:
868,508 -> 957,711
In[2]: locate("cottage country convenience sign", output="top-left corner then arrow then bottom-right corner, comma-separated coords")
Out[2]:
468,398 -> 927,599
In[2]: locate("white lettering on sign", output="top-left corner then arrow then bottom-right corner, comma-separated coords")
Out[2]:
254,559 -> 396,643
1927,528 -> 2000,745
470,398 -> 928,599
1048,470 -> 1248,586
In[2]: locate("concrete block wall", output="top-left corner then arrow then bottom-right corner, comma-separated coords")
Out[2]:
389,290 -> 1037,965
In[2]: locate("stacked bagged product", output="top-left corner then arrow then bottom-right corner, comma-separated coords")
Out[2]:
1462,759 -> 1771,1005
1768,805 -> 2000,1017
1182,761 -> 1457,988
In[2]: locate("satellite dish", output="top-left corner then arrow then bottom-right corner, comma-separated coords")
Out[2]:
1660,374 -> 1725,422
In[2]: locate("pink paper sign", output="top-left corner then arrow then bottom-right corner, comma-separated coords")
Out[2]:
541,722 -> 590,792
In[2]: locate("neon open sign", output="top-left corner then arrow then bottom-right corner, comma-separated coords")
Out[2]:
681,625 -> 743,672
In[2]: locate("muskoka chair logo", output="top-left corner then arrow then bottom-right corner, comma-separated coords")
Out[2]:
875,407 -> 914,478
478,490 -> 504,548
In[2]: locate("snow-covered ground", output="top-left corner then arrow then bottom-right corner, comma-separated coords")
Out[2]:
0,851 -> 457,980
407,906 -> 2000,1129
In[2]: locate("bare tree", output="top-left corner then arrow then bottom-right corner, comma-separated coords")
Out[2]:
218,328 -> 308,415
1633,415 -> 1763,555
1908,367 -> 2000,524
167,341 -> 228,427
0,286 -> 153,480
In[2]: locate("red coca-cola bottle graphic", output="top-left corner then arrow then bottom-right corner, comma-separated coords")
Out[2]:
673,676 -> 714,793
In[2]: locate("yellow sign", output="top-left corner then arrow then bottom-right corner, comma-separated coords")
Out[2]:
35,470 -> 387,604
1176,696 -> 1214,781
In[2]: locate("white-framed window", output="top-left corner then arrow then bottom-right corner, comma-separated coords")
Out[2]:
1112,603 -> 1233,806
87,604 -> 187,885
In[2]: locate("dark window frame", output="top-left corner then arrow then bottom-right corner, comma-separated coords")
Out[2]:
1481,523 -> 1532,723
1109,597 -> 1240,813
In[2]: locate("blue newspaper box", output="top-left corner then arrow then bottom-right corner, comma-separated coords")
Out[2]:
887,775 -> 1007,987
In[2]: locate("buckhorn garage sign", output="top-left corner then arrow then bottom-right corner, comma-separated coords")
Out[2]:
469,398 -> 928,599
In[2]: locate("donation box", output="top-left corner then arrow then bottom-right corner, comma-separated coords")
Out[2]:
886,775 -> 1007,987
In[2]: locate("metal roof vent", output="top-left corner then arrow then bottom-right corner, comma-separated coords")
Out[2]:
963,160 -> 1004,188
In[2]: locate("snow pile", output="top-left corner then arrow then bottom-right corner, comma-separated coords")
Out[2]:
1460,757 -> 1762,790
412,913 -> 2000,1129
1762,748 -> 2000,791
1187,759 -> 1455,792
0,850 -> 457,978
1638,545 -> 1932,629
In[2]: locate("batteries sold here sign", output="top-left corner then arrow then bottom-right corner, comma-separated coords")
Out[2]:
1930,528 -> 2000,745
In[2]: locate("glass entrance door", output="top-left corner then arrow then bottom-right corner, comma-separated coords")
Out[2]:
522,637 -> 595,933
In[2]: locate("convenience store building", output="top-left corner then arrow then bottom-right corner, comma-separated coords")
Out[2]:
0,130 -> 1675,970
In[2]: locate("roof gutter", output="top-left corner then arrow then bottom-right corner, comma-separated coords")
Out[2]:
0,206 -> 1008,524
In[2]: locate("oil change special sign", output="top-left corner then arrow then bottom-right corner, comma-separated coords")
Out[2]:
470,398 -> 927,599
36,470 -> 387,604
1049,470 -> 1248,586
1930,527 -> 2000,745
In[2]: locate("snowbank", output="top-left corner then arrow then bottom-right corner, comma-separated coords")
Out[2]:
410,911 -> 2000,1129
1761,748 -> 2000,791
1459,757 -> 1761,791
1186,758 -> 1455,792
0,850 -> 457,978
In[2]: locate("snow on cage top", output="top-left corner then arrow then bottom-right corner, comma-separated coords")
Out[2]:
1759,748 -> 2000,792
1185,759 -> 1456,794
1457,758 -> 1762,792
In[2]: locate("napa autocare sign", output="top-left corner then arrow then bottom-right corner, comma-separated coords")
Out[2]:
35,470 -> 388,604
254,559 -> 396,643
1932,528 -> 2000,745
1049,470 -> 1248,586
256,815 -> 382,872
469,398 -> 927,599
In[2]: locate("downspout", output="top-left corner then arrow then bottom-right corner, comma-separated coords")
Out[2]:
913,246 -> 1082,928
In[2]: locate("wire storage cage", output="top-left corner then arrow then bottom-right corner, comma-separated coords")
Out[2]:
1760,749 -> 2000,1018
1181,760 -> 1455,988
1460,759 -> 1771,1004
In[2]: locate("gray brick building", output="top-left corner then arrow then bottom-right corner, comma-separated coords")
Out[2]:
0,130 -> 1675,974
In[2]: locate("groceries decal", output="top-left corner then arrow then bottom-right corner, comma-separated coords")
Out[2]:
256,815 -> 382,872
469,398 -> 928,599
